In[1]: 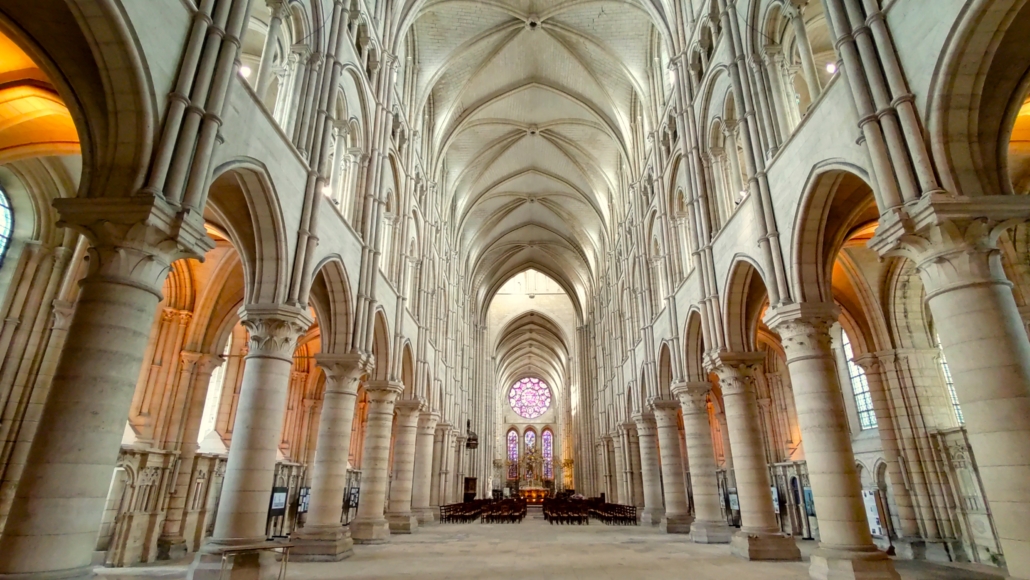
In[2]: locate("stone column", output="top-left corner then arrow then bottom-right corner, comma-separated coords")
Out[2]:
254,0 -> 289,97
713,353 -> 801,561
611,431 -> 627,504
429,422 -> 450,514
599,437 -> 613,500
632,412 -> 665,525
292,353 -> 370,561
412,411 -> 440,523
621,422 -> 645,507
386,399 -> 424,533
350,380 -> 403,543
453,433 -> 468,503
785,2 -> 822,100
767,304 -> 898,579
872,206 -> 1030,579
673,381 -> 732,543
159,353 -> 224,559
0,205 -> 207,580
652,399 -> 692,533
188,304 -> 312,580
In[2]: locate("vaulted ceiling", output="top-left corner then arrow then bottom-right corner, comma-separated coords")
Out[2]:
406,0 -> 671,315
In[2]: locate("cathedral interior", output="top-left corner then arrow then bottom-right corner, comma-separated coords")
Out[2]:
0,0 -> 1029,579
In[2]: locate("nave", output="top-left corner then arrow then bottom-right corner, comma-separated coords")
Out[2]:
94,517 -> 1002,580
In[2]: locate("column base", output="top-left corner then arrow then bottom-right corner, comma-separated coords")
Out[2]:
187,544 -> 279,580
730,530 -> 802,561
690,520 -> 733,544
659,513 -> 694,534
387,513 -> 419,533
414,507 -> 436,524
639,507 -> 665,526
290,525 -> 354,562
157,535 -> 189,560
809,547 -> 900,580
0,565 -> 94,580
350,518 -> 391,544
889,538 -> 962,563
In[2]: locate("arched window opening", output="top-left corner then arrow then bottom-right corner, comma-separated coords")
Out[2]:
524,428 -> 536,454
841,331 -> 876,429
0,186 -> 12,268
197,337 -> 232,443
935,334 -> 964,425
508,377 -> 551,419
507,429 -> 519,480
542,429 -> 554,480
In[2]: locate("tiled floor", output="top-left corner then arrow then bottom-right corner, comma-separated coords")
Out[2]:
96,517 -> 1006,580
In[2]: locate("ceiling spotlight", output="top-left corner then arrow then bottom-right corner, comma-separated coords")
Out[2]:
240,65 -> 252,79
825,62 -> 838,74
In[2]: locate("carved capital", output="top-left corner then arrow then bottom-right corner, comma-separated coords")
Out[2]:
671,380 -> 711,414
316,352 -> 372,394
417,410 -> 441,435
395,397 -> 426,421
765,302 -> 838,363
238,304 -> 313,361
435,421 -> 452,436
869,193 -> 1030,298
365,380 -> 404,407
50,299 -> 75,331
709,351 -> 764,397
631,411 -> 657,436
54,195 -> 213,297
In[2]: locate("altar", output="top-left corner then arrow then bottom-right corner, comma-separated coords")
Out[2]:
519,487 -> 548,504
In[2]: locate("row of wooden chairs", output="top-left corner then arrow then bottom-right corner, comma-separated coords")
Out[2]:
542,499 -> 590,525
439,499 -> 491,523
481,498 -> 527,523
589,503 -> 638,525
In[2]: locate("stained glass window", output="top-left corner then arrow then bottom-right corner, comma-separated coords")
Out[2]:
524,429 -> 536,453
842,331 -> 876,429
0,186 -> 12,268
507,429 -> 518,479
508,377 -> 551,419
542,429 -> 553,480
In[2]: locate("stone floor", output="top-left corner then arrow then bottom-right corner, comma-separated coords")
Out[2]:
97,518 -> 1006,580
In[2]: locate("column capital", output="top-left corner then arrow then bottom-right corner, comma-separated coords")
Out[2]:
619,421 -> 638,436
764,302 -> 839,362
315,352 -> 372,393
708,351 -> 764,396
395,397 -> 426,417
417,410 -> 440,435
54,195 -> 213,297
435,421 -> 452,436
870,193 -> 1030,294
672,380 -> 711,413
238,304 -> 313,361
631,411 -> 657,436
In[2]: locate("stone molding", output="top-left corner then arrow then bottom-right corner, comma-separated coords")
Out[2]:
631,412 -> 657,436
709,351 -> 764,397
417,411 -> 440,435
671,380 -> 711,413
238,304 -> 313,361
364,380 -> 404,406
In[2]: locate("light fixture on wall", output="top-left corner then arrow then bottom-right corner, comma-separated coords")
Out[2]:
240,65 -> 252,78
826,62 -> 838,74
320,185 -> 333,196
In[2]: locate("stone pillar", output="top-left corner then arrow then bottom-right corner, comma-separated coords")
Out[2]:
453,433 -> 468,503
621,422 -> 645,507
159,353 -> 224,559
600,437 -> 614,500
714,353 -> 801,561
188,304 -> 312,580
350,380 -> 403,543
292,353 -> 370,561
652,399 -> 692,533
611,431 -> 627,504
673,381 -> 732,543
0,205 -> 207,580
872,205 -> 1030,579
767,304 -> 899,580
386,399 -> 424,533
254,0 -> 288,97
632,412 -> 665,525
412,411 -> 440,523
429,422 -> 450,514
786,2 -> 822,100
